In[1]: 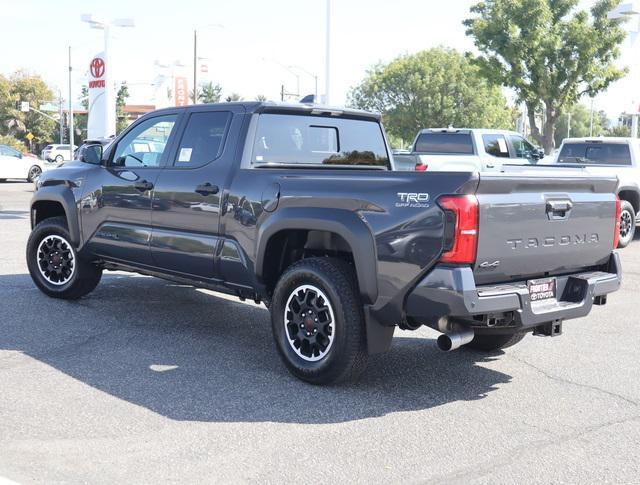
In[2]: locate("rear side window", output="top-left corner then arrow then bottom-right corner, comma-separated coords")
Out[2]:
174,111 -> 231,168
558,143 -> 632,165
414,133 -> 474,154
482,134 -> 510,158
252,114 -> 389,168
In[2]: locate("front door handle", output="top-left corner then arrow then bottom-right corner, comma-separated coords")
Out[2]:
195,182 -> 219,196
134,179 -> 154,192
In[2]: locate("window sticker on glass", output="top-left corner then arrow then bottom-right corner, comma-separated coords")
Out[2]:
497,137 -> 508,153
178,147 -> 192,162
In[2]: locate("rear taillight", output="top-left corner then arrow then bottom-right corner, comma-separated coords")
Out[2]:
613,196 -> 621,249
438,195 -> 478,264
415,162 -> 428,171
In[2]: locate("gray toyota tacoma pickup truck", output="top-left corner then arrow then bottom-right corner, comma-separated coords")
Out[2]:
27,102 -> 621,384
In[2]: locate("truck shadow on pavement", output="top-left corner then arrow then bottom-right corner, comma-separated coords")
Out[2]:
0,273 -> 512,424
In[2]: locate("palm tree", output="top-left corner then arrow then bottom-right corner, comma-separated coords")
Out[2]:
199,82 -> 223,103
255,94 -> 267,102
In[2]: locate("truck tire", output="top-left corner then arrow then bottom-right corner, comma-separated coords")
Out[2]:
617,200 -> 635,248
26,216 -> 102,300
270,257 -> 368,385
466,331 -> 527,351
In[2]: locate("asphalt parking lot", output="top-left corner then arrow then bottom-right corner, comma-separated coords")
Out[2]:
0,180 -> 639,484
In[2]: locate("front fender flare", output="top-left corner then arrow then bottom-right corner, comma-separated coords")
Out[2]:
31,186 -> 81,246
255,207 -> 378,305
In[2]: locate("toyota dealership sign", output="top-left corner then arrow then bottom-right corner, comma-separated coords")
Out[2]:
89,57 -> 106,88
87,52 -> 115,139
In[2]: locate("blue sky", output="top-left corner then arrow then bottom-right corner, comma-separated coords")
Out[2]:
1,0 -> 638,117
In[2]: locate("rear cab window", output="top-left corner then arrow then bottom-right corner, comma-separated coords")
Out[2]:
558,142 -> 632,165
251,113 -> 390,168
413,132 -> 474,154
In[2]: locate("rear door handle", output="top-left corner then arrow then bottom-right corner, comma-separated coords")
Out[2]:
134,179 -> 154,192
195,182 -> 219,196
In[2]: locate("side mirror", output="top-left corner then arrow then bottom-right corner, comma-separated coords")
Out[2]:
82,144 -> 103,165
18,153 -> 23,159
532,148 -> 545,160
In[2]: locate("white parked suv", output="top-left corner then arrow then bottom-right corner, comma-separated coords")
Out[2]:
0,145 -> 43,182
41,144 -> 77,163
393,128 -> 546,172
554,137 -> 640,248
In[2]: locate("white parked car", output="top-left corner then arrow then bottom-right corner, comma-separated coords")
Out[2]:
41,144 -> 76,163
553,137 -> 640,248
0,145 -> 44,182
393,128 -> 546,172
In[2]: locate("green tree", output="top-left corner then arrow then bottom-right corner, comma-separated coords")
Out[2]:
607,124 -> 632,137
553,104 -> 608,145
0,134 -> 26,152
3,71 -> 56,145
0,75 -> 18,136
465,0 -> 627,153
199,82 -> 222,103
116,82 -> 130,135
347,48 -> 513,143
225,93 -> 243,102
189,87 -> 200,103
74,85 -> 89,141
80,85 -> 89,110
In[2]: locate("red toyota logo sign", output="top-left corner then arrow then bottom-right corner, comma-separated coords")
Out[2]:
90,58 -> 105,78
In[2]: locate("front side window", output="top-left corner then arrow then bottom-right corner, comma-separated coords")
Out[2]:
173,111 -> 231,168
482,134 -> 510,158
508,135 -> 536,159
112,115 -> 177,168
252,114 -> 389,167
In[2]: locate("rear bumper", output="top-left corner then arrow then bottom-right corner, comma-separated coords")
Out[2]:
405,252 -> 621,330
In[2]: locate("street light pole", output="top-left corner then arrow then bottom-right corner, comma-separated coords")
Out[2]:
68,46 -> 74,160
58,90 -> 63,144
608,1 -> 640,137
290,65 -> 319,101
193,29 -> 197,104
192,25 -> 224,105
325,0 -> 331,104
589,97 -> 594,137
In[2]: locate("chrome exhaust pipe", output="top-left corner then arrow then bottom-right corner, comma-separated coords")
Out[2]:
437,327 -> 474,352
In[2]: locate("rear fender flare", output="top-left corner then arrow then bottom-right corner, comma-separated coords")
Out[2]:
256,207 -> 378,304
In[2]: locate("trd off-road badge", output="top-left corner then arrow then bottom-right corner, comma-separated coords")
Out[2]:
396,192 -> 430,208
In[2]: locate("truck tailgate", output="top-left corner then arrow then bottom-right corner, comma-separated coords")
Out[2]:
473,173 -> 618,285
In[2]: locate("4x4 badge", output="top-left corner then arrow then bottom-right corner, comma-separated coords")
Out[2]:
479,260 -> 500,268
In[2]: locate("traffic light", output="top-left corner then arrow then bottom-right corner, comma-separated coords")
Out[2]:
63,127 -> 70,141
15,100 -> 21,110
